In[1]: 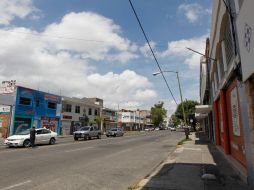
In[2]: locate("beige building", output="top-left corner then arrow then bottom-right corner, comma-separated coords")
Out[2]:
61,97 -> 103,135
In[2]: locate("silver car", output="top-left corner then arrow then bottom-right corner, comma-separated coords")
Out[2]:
106,128 -> 124,137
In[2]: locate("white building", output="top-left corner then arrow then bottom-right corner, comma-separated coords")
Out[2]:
61,97 -> 103,135
118,109 -> 145,131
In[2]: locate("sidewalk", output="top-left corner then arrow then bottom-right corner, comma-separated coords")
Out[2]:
133,132 -> 248,190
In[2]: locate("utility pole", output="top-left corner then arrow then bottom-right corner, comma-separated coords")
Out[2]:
152,70 -> 187,125
176,72 -> 187,125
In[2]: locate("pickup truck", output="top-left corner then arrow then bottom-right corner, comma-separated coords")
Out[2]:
73,126 -> 102,141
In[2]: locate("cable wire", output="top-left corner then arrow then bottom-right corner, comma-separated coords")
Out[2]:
128,0 -> 178,105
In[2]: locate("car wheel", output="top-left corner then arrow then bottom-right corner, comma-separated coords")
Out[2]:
74,137 -> 78,141
114,133 -> 116,137
106,135 -> 109,137
23,140 -> 31,148
49,138 -> 55,145
88,136 -> 92,140
97,134 -> 101,139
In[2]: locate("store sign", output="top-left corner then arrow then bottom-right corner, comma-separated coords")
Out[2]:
231,88 -> 241,136
63,115 -> 72,119
44,94 -> 59,102
236,0 -> 254,81
0,80 -> 16,94
0,106 -> 10,113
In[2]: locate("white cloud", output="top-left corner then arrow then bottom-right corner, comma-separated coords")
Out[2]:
43,12 -> 138,62
139,42 -> 156,58
0,0 -> 39,25
0,12 -> 157,108
178,3 -> 211,24
159,34 -> 208,69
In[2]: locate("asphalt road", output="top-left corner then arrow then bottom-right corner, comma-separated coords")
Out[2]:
0,130 -> 184,190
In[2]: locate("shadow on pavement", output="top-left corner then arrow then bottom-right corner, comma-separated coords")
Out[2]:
138,131 -> 248,190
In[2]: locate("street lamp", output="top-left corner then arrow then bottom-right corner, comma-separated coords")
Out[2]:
153,70 -> 187,125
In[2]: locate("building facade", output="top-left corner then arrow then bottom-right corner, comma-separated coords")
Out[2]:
118,109 -> 152,131
11,86 -> 62,135
101,108 -> 118,132
197,0 -> 254,187
61,97 -> 103,135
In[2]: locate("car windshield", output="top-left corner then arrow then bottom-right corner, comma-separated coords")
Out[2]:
80,127 -> 90,131
15,129 -> 30,135
110,128 -> 117,131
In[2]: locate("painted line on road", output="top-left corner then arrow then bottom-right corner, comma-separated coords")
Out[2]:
0,180 -> 31,190
64,146 -> 94,153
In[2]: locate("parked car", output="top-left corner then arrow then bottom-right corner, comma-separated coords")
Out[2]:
73,126 -> 102,141
155,127 -> 160,131
106,128 -> 124,137
169,126 -> 176,131
4,128 -> 57,148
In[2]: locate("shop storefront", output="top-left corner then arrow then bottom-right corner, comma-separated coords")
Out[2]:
214,79 -> 246,167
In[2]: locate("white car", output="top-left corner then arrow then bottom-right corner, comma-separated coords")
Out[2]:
4,128 -> 57,148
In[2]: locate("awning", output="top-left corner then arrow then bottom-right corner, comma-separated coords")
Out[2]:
195,105 -> 212,114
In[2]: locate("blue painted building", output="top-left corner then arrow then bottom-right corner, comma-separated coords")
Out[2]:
10,86 -> 62,135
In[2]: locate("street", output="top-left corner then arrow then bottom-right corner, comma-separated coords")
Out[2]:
0,131 -> 184,190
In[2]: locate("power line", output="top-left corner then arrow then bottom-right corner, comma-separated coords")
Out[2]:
128,0 -> 178,105
0,28 -> 203,50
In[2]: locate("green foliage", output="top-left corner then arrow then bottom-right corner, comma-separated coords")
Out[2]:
177,138 -> 192,145
151,102 -> 167,127
174,100 -> 199,125
171,113 -> 180,126
95,116 -> 102,125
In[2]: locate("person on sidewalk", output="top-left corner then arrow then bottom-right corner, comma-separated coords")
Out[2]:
30,126 -> 36,148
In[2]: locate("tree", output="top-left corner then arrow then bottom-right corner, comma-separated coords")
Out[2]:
173,100 -> 199,130
151,102 -> 167,127
171,113 -> 180,126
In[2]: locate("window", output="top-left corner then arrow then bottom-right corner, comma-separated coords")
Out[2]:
19,97 -> 31,105
48,102 -> 56,109
88,108 -> 92,115
224,18 -> 234,65
36,129 -> 43,135
94,109 -> 98,116
75,106 -> 80,113
64,104 -> 72,112
42,129 -> 50,134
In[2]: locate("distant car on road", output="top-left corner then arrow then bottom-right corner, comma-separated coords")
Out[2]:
4,128 -> 57,148
106,128 -> 124,137
73,126 -> 102,141
155,127 -> 160,131
169,126 -> 176,131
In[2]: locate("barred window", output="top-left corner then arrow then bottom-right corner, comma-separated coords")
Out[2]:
224,18 -> 234,65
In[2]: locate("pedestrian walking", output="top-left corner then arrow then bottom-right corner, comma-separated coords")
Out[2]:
30,126 -> 36,148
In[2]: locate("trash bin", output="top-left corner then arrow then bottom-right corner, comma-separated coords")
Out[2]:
184,127 -> 190,139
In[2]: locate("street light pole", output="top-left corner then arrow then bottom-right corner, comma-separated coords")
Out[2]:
175,71 -> 186,125
153,70 -> 187,125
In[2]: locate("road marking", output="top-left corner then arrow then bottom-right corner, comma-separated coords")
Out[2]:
64,146 -> 94,153
0,180 -> 31,190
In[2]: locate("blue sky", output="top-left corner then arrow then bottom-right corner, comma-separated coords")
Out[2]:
0,0 -> 212,115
